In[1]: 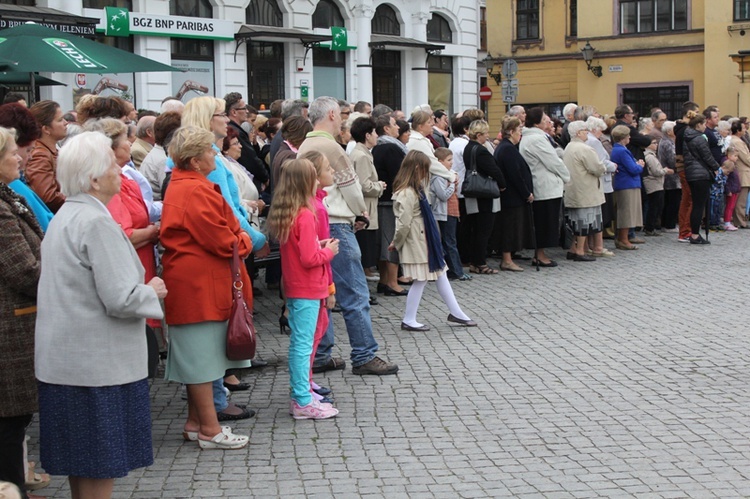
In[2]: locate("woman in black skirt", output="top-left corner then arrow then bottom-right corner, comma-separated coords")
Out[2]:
518,108 -> 571,267
493,116 -> 534,271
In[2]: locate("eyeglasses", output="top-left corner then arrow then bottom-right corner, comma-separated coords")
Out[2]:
341,111 -> 351,116
213,113 -> 227,118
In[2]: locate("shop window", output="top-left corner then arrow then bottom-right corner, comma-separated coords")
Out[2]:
621,85 -> 690,121
428,55 -> 452,113
170,0 -> 213,59
619,0 -> 687,34
736,0 -> 750,21
570,0 -> 577,37
427,13 -> 452,44
247,0 -> 283,27
372,4 -> 400,35
516,0 -> 539,41
313,0 -> 344,29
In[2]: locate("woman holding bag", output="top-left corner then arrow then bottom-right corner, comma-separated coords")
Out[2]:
462,120 -> 506,274
160,126 -> 253,450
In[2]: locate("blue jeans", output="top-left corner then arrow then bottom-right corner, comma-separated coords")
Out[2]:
439,217 -> 463,278
212,378 -> 227,412
323,223 -> 379,367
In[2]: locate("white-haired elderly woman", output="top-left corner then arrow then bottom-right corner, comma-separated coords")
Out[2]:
585,116 -> 617,256
563,121 -> 606,261
35,131 -> 166,499
658,120 -> 681,231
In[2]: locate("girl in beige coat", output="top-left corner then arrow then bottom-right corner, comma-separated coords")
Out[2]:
388,151 -> 476,331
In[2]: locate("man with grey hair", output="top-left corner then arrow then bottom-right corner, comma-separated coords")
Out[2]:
508,105 -> 526,125
559,102 -> 577,147
651,109 -> 667,141
130,115 -> 155,169
371,103 -> 393,118
298,96 -> 399,376
353,100 -> 372,116
160,98 -> 184,114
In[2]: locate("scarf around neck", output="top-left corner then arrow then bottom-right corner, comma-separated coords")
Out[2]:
377,134 -> 408,154
418,190 -> 446,272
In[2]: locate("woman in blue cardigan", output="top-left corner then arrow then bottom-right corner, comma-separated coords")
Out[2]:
610,125 -> 645,250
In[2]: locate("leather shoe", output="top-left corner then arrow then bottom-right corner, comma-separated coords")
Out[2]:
447,314 -> 478,327
384,286 -> 408,296
223,381 -> 250,391
312,357 -> 346,373
376,282 -> 387,293
217,403 -> 256,421
566,252 -> 596,262
250,359 -> 268,368
401,322 -> 430,331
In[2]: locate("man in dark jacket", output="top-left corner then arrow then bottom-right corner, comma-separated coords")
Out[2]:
224,92 -> 268,191
614,104 -> 651,162
703,105 -> 722,164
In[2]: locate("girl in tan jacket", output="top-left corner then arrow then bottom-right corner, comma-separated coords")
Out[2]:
388,151 -> 476,332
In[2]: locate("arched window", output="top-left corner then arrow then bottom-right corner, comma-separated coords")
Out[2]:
427,13 -> 452,43
313,0 -> 344,29
170,0 -> 213,59
246,0 -> 283,27
372,4 -> 400,35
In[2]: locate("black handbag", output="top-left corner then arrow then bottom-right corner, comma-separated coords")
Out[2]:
462,144 -> 501,199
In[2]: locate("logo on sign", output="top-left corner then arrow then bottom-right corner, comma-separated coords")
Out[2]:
76,74 -> 86,88
43,38 -> 106,70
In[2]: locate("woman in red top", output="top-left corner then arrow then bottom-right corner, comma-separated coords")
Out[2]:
84,119 -> 158,284
266,158 -> 340,420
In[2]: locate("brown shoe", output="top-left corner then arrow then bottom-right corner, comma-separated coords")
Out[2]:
352,356 -> 399,375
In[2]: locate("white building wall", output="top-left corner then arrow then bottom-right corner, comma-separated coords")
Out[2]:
29,0 -> 480,114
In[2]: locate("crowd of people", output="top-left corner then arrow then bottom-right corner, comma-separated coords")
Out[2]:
0,89 -> 746,498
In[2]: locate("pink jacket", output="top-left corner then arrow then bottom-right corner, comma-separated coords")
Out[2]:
280,206 -> 335,300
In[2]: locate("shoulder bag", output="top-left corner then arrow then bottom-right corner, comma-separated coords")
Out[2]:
226,240 -> 256,361
461,144 -> 501,199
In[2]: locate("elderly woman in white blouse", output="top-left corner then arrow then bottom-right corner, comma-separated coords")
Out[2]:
585,116 -> 617,256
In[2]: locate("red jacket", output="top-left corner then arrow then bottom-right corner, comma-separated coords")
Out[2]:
281,207 -> 334,300
160,169 -> 252,325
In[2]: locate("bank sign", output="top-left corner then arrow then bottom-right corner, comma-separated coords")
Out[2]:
99,7 -> 234,41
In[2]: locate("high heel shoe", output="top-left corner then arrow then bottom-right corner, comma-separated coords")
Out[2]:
279,304 -> 289,334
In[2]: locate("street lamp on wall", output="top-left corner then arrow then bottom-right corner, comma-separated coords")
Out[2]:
581,41 -> 603,78
483,52 -> 502,85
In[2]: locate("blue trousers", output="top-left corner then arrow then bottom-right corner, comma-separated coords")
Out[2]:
288,298 -> 320,406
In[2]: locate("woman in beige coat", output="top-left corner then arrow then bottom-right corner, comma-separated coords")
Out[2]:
729,122 -> 750,228
562,121 -> 606,261
388,151 -> 476,332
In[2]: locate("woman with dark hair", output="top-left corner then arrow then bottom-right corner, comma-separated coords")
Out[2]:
493,115 -> 534,272
271,115 -> 313,192
518,107 -> 570,267
25,100 -> 67,212
76,96 -> 129,124
683,111 -> 720,244
396,119 -> 411,145
257,117 -> 281,164
0,103 -> 54,232
462,119 -> 506,274
222,126 -> 264,220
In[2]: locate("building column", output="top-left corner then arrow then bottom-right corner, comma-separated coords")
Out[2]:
408,11 -> 430,112
353,5 -> 373,104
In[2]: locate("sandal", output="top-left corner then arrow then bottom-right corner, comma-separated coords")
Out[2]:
198,429 -> 249,450
183,425 -> 231,442
25,462 -> 50,491
469,265 -> 498,275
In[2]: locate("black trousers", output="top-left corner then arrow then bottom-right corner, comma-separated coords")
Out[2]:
645,190 -> 665,231
468,211 -> 496,267
662,189 -> 682,229
0,413 -> 33,499
688,180 -> 711,235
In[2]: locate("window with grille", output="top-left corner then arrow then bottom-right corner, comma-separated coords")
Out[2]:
736,0 -> 750,21
619,0 -> 688,34
516,0 -> 539,41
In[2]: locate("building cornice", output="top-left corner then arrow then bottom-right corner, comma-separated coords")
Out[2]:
508,44 -> 704,64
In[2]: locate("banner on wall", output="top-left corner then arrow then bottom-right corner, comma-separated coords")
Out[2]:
171,60 -> 214,102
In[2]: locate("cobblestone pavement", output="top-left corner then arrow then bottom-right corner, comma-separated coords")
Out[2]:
29,229 -> 750,498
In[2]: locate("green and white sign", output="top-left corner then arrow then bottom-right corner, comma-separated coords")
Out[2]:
101,7 -> 234,41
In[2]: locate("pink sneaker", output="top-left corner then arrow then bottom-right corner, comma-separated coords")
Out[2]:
725,222 -> 739,231
291,399 -> 338,420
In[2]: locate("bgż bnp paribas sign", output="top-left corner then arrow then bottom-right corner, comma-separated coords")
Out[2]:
99,7 -> 234,41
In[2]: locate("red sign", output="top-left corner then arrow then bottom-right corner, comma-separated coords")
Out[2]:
479,86 -> 493,101
76,73 -> 86,88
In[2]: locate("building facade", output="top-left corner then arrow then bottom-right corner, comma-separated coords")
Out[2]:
11,0 -> 482,115
485,0 -> 750,130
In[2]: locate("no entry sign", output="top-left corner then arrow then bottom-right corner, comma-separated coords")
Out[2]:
479,86 -> 493,101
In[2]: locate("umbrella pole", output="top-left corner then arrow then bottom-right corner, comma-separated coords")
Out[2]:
28,72 -> 36,106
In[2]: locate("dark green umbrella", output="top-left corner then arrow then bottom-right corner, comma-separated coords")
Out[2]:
0,72 -> 65,86
0,22 -> 180,74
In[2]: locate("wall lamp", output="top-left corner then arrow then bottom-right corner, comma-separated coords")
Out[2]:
483,52 -> 502,85
581,41 -> 603,78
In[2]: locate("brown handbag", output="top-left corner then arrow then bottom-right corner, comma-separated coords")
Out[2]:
226,240 -> 256,361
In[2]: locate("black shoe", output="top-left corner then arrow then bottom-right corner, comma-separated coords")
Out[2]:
376,282 -> 387,294
313,385 -> 332,396
530,259 -> 558,268
447,314 -> 477,327
217,404 -> 256,421
369,296 -> 379,306
279,305 -> 289,334
384,286 -> 408,296
223,381 -> 250,391
566,252 -> 596,262
690,235 -> 711,245
249,359 -> 268,368
400,322 -> 430,331
312,357 -> 346,374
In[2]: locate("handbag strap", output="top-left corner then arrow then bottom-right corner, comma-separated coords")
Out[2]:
467,143 -> 479,172
231,240 -> 243,290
